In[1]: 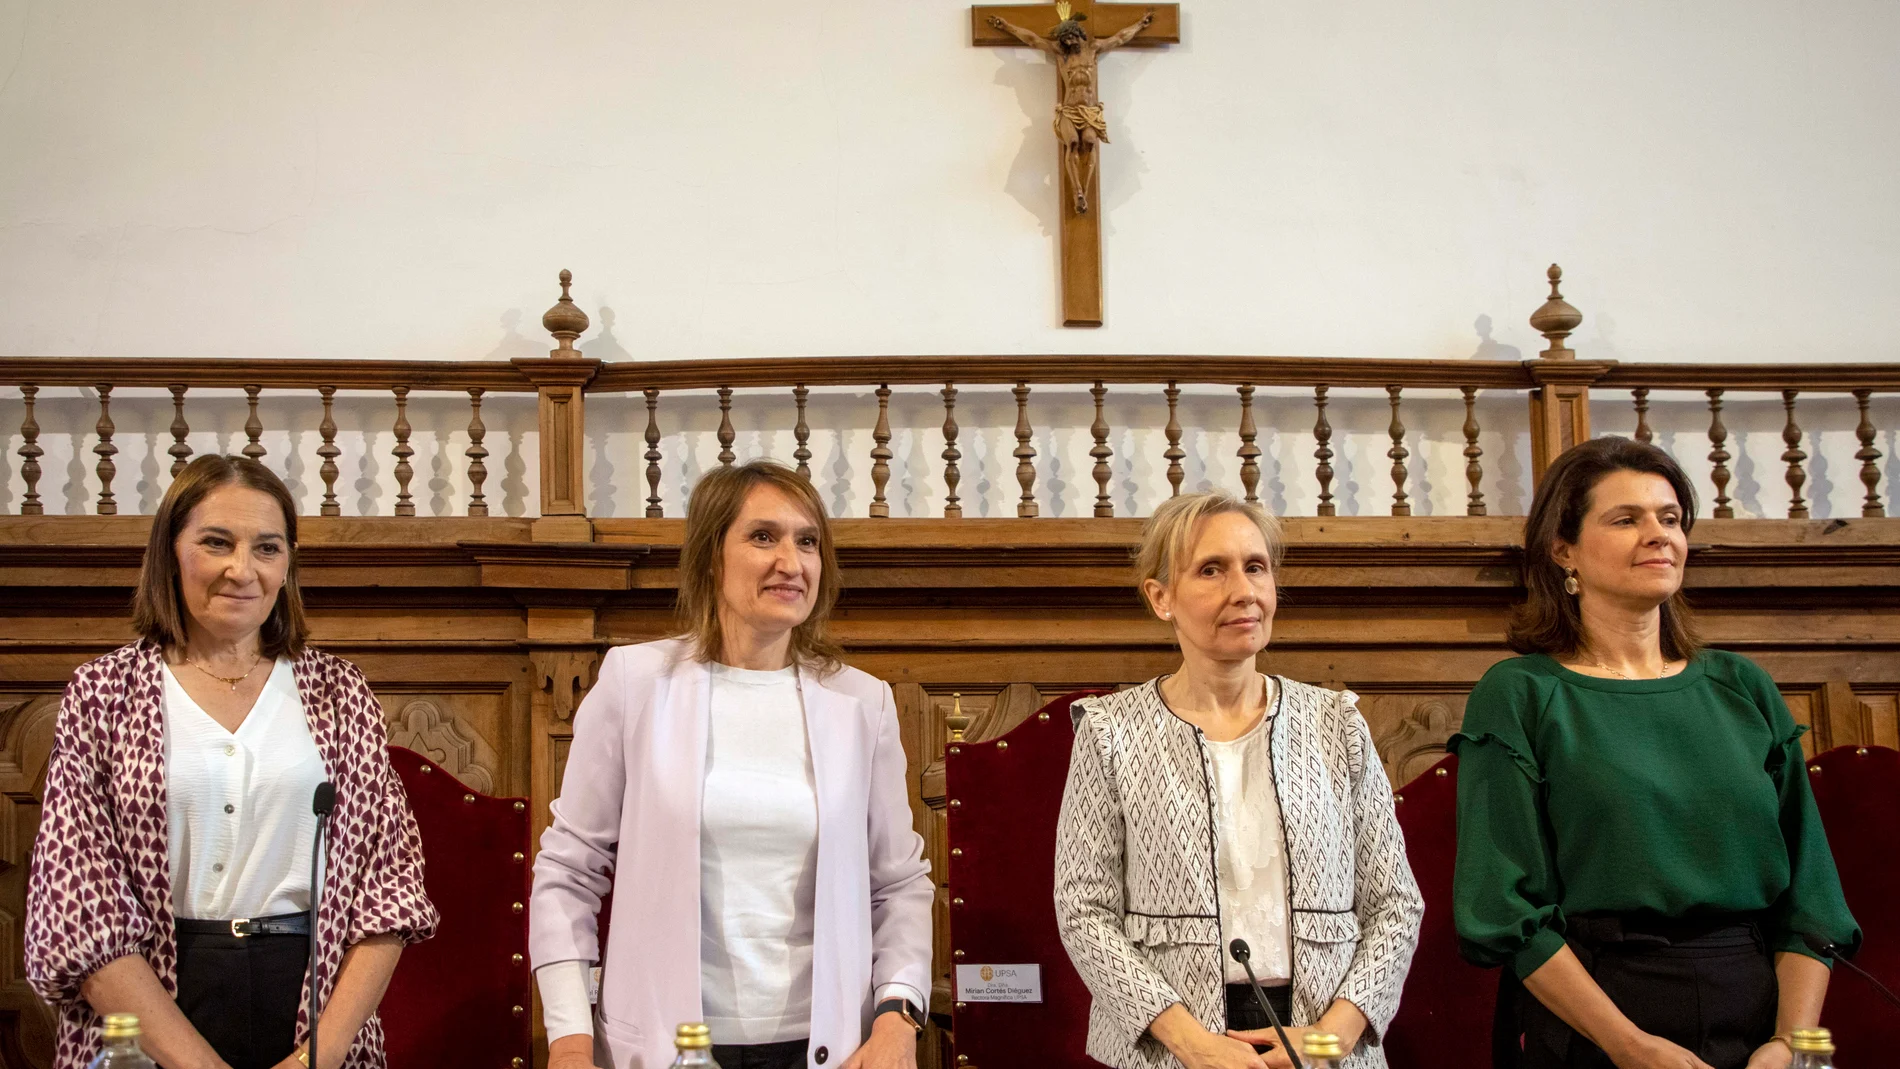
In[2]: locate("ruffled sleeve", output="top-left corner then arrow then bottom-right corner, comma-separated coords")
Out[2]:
1448,661 -> 1567,979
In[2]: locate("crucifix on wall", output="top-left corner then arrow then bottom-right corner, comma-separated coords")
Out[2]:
973,0 -> 1180,326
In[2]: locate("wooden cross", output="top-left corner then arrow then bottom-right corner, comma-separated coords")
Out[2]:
973,1 -> 1180,327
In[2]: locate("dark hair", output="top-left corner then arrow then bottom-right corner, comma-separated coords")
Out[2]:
133,455 -> 307,658
675,460 -> 844,674
1507,436 -> 1703,660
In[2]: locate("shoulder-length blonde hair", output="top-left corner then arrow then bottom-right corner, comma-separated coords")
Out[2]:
1133,491 -> 1284,614
132,454 -> 308,658
675,460 -> 845,674
1508,436 -> 1703,660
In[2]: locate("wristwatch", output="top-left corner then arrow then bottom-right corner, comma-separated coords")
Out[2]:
874,997 -> 924,1035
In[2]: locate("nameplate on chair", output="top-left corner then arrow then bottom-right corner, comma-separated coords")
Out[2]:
954,963 -> 1043,1003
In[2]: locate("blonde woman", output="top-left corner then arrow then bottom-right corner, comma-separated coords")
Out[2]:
531,460 -> 933,1069
1055,492 -> 1422,1069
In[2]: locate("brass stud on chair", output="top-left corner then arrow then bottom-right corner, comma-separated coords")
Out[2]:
1038,712 -> 1050,721
511,953 -> 524,965
952,897 -> 964,907
949,799 -> 961,808
514,801 -> 526,812
511,902 -> 524,914
419,764 -> 432,774
1435,767 -> 1448,777
512,1005 -> 525,1017
513,1059 -> 525,1068
1857,747 -> 1869,756
1809,765 -> 1822,775
950,848 -> 963,858
996,740 -> 1008,751
464,793 -> 476,804
953,949 -> 964,959
512,852 -> 525,863
1393,794 -> 1405,805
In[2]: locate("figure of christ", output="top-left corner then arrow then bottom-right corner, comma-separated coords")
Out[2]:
987,3 -> 1155,214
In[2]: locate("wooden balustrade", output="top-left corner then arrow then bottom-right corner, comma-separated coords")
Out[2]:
3,267 -> 1896,522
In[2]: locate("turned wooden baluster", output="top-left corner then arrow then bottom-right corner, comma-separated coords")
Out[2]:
1632,388 -> 1653,444
392,386 -> 415,517
792,385 -> 811,480
1236,385 -> 1260,505
168,385 -> 192,477
1163,382 -> 1185,498
1091,382 -> 1114,517
1707,389 -> 1732,519
1462,386 -> 1486,516
1386,385 -> 1410,517
316,386 -> 341,516
242,385 -> 266,459
1014,383 -> 1038,518
1855,389 -> 1884,517
643,388 -> 663,518
17,385 -> 42,515
1313,385 -> 1335,517
466,388 -> 490,517
94,385 -> 117,515
941,385 -> 962,518
1780,390 -> 1807,520
717,387 -> 736,467
868,385 -> 893,518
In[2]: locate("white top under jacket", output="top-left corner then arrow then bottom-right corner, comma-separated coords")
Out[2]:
162,658 -> 328,920
1203,688 -> 1294,985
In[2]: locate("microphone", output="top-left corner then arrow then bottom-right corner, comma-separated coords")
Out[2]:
1229,939 -> 1303,1069
1801,934 -> 1900,1012
308,781 -> 335,1069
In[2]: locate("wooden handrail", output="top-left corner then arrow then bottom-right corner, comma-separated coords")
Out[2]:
0,357 -> 534,391
1595,363 -> 1900,391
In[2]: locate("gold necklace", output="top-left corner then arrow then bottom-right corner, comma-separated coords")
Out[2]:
183,651 -> 263,691
1584,650 -> 1677,680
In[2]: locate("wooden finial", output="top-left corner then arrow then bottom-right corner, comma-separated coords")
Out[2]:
947,693 -> 970,743
542,269 -> 590,359
1529,263 -> 1583,360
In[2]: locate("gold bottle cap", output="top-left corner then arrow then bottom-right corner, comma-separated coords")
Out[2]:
675,1022 -> 712,1050
101,1014 -> 141,1039
1302,1031 -> 1343,1058
1789,1027 -> 1834,1054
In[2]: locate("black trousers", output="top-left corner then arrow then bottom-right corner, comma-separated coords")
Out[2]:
1508,915 -> 1777,1069
1225,982 -> 1296,1055
174,923 -> 309,1069
711,1037 -> 810,1069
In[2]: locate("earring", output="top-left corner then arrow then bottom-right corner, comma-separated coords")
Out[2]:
1162,612 -> 1172,620
1563,569 -> 1580,596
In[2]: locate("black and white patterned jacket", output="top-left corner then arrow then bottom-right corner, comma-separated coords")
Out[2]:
1054,677 -> 1423,1069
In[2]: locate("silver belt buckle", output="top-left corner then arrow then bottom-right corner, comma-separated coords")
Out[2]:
229,919 -> 250,938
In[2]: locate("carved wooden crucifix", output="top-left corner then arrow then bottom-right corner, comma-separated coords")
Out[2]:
973,0 -> 1179,326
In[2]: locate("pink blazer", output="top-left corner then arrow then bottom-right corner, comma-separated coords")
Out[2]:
529,638 -> 933,1069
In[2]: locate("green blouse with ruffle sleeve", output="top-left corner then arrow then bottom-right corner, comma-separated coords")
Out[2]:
1448,650 -> 1859,980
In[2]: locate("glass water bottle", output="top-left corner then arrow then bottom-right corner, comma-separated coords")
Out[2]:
1301,1031 -> 1344,1069
87,1014 -> 156,1069
1790,1027 -> 1836,1069
670,1022 -> 722,1068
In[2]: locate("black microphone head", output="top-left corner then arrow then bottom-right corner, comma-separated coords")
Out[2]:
1229,938 -> 1251,963
312,781 -> 336,815
1799,932 -> 1839,958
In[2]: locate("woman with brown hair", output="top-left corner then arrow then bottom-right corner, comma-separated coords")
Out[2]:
25,455 -> 438,1069
531,459 -> 933,1069
1451,436 -> 1858,1069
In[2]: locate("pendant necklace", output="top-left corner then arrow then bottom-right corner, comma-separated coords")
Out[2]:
185,651 -> 263,692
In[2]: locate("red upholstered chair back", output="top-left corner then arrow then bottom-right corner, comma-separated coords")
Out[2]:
945,690 -> 1104,1069
379,746 -> 533,1069
1809,744 -> 1900,1063
1383,753 -> 1493,1066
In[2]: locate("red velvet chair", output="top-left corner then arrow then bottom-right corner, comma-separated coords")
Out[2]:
945,691 -> 1104,1069
379,746 -> 533,1069
1808,744 -> 1900,1064
1383,753 -> 1493,1067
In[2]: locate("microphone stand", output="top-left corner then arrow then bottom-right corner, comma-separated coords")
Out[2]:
1229,939 -> 1303,1069
309,781 -> 336,1069
1806,937 -> 1900,1012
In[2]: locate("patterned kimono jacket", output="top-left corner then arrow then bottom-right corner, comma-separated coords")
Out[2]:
25,640 -> 439,1069
1054,678 -> 1423,1069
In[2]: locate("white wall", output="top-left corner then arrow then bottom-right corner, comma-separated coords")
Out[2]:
1,0 -> 1897,517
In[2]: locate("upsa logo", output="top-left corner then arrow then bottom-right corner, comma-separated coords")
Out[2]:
980,966 -> 994,982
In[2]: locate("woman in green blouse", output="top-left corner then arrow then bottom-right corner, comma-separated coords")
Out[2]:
1451,436 -> 1858,1069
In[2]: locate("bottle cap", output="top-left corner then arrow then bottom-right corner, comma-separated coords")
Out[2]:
675,1022 -> 712,1050
101,1014 -> 141,1039
1302,1032 -> 1343,1058
1789,1028 -> 1834,1054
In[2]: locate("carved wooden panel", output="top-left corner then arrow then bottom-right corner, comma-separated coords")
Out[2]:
1356,689 -> 1472,790
0,693 -> 64,1069
385,697 -> 499,795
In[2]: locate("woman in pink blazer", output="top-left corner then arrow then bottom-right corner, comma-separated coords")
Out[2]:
531,460 -> 934,1069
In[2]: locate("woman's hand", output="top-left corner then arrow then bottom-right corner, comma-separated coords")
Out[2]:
1744,1038 -> 1794,1069
839,1013 -> 918,1069
1223,1026 -> 1332,1069
547,1034 -> 604,1069
1602,1030 -> 1716,1069
1151,1004 -> 1265,1069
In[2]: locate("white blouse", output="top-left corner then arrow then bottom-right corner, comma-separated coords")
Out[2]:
1204,680 -> 1293,985
162,658 -> 328,920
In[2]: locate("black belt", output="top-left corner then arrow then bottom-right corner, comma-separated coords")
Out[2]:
176,912 -> 310,938
1565,911 -> 1769,950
